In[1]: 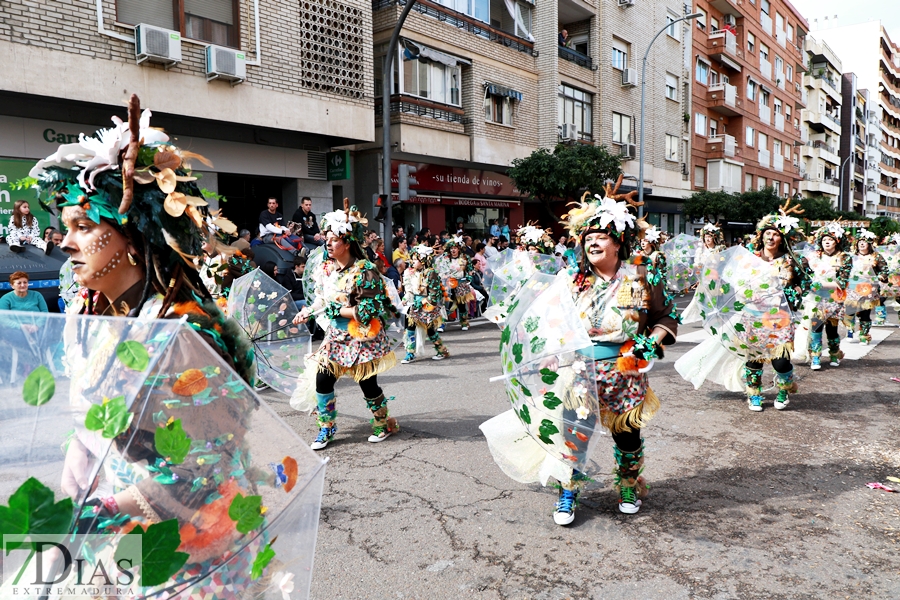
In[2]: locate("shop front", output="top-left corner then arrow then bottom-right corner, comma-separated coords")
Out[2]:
389,161 -> 525,238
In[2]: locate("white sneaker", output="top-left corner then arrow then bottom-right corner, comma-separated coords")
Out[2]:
618,487 -> 642,514
554,489 -> 577,526
367,430 -> 394,443
432,354 -> 445,361
461,326 -> 469,331
830,359 -> 840,367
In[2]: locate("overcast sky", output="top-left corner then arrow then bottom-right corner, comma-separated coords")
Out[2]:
789,0 -> 900,38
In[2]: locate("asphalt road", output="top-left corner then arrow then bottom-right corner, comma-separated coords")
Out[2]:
262,301 -> 900,599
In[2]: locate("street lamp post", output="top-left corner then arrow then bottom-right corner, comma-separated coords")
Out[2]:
638,12 -> 703,219
838,154 -> 852,212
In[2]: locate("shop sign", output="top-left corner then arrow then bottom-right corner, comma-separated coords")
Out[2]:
809,220 -> 869,227
442,198 -> 519,208
327,150 -> 351,181
0,159 -> 53,239
391,194 -> 441,205
390,161 -> 523,198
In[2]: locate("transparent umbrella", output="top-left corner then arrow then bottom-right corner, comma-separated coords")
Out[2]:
483,250 -> 564,326
844,254 -> 882,316
877,244 -> 900,300
0,311 -> 325,599
227,268 -> 312,396
661,233 -> 699,292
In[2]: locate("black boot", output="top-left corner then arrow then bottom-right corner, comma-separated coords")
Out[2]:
10,244 -> 25,253
45,242 -> 55,255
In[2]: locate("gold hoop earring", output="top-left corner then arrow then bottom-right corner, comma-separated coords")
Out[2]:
128,253 -> 138,266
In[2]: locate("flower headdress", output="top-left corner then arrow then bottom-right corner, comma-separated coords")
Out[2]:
444,234 -> 465,250
701,221 -> 725,246
889,232 -> 900,245
643,225 -> 662,245
561,175 -> 641,241
410,244 -> 435,267
812,218 -> 849,251
514,222 -> 556,254
857,228 -> 876,241
321,198 -> 367,244
26,94 -> 239,314
754,199 -> 805,250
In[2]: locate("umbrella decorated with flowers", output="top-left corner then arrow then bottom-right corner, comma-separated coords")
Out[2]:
694,245 -> 796,362
844,254 -> 884,316
661,233 -> 699,293
0,311 -> 325,599
227,269 -> 312,396
877,244 -> 900,300
482,249 -> 564,325
482,272 -> 606,479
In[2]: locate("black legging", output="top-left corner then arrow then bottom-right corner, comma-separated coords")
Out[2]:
858,309 -> 871,323
813,321 -> 839,339
612,427 -> 642,452
406,318 -> 437,338
315,369 -> 382,398
746,356 -> 793,374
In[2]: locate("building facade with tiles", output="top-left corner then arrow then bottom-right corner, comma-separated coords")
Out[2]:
0,0 -> 374,234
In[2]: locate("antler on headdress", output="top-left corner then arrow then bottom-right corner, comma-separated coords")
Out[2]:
119,94 -> 142,215
778,198 -> 804,217
602,174 -> 643,207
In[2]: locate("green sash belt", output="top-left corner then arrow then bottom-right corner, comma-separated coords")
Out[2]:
577,342 -> 621,361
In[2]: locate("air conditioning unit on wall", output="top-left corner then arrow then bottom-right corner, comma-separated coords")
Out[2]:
724,14 -> 737,26
560,124 -> 579,141
622,68 -> 638,87
206,45 -> 246,85
619,144 -> 636,159
135,23 -> 182,69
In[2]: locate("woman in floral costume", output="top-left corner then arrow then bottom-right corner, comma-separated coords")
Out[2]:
743,204 -> 811,411
846,228 -> 889,343
807,221 -> 853,370
401,244 -> 449,363
514,223 -> 556,255
552,186 -> 677,523
681,223 -> 726,323
440,235 -> 476,330
638,225 -> 668,292
293,201 -> 400,450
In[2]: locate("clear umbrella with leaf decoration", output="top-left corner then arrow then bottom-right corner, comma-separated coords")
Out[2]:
661,233 -> 699,293
227,268 -> 312,396
482,273 -> 605,481
0,311 -> 325,599
483,249 -> 565,326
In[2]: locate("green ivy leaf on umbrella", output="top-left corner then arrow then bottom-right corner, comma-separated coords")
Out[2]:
84,395 -> 133,439
116,341 -> 150,371
251,542 -> 276,580
537,419 -> 560,445
22,366 -> 55,406
155,418 -> 192,465
114,519 -> 189,586
0,478 -> 74,552
539,368 -> 558,385
228,493 -> 266,534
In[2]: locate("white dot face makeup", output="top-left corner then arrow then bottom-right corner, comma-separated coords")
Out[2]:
61,207 -> 132,292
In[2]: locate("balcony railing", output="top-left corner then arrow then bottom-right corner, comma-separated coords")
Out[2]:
558,45 -> 593,70
708,133 -> 736,157
775,112 -> 785,131
709,29 -> 738,59
758,149 -> 771,168
759,104 -> 771,125
812,71 -> 838,93
855,135 -> 865,149
376,94 -> 465,123
773,153 -> 784,172
373,0 -> 535,56
760,58 -> 772,80
760,12 -> 773,35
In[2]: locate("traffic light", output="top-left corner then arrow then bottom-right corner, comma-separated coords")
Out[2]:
398,164 -> 418,202
373,193 -> 389,222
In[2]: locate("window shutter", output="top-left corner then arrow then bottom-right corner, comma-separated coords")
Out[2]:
116,0 -> 175,29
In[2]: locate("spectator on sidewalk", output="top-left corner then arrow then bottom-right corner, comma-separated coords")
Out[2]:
0,271 -> 48,312
259,197 -> 303,252
392,236 -> 410,264
7,201 -> 50,254
232,229 -> 252,251
484,236 -> 500,259
290,196 -> 325,251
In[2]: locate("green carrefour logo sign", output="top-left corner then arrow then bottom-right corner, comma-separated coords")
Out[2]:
326,150 -> 350,181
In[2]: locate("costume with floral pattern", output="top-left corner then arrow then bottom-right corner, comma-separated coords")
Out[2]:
438,246 -> 476,327
401,249 -> 449,359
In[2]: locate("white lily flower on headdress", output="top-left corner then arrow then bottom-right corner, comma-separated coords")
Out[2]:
452,235 -> 464,245
592,194 -> 636,233
826,222 -> 846,239
702,223 -> 720,233
858,228 -> 876,240
321,210 -> 352,235
644,226 -> 662,243
518,225 -> 544,244
412,244 -> 434,256
774,215 -> 800,233
891,233 -> 900,245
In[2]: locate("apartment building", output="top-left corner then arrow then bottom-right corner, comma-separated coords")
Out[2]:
690,0 -> 808,200
816,21 -> 900,222
0,0 -> 373,234
360,0 -> 693,237
798,35 -> 841,205
838,77 -> 879,215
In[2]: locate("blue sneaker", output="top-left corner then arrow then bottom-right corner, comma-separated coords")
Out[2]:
748,395 -> 764,412
810,356 -> 821,371
401,353 -> 415,364
847,330 -> 854,339
310,425 -> 336,450
554,489 -> 578,526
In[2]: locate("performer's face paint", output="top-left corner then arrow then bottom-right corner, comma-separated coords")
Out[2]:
822,236 -> 837,254
584,232 -> 620,269
60,206 -> 136,290
763,228 -> 782,252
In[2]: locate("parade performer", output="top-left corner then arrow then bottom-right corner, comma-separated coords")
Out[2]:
681,223 -> 726,323
482,179 -> 677,525
639,225 -> 668,292
742,204 -> 811,410
440,235 -> 477,330
514,223 -> 557,255
806,221 -> 853,370
401,244 -> 450,363
876,233 -> 900,325
846,228 -> 888,344
292,201 -> 400,449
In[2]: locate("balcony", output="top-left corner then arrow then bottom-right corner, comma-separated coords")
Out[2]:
775,112 -> 785,132
759,104 -> 771,125
855,135 -> 865,150
558,45 -> 593,70
708,133 -> 737,158
800,177 -> 840,196
760,59 -> 772,80
807,72 -> 841,102
803,108 -> 841,134
708,30 -> 743,71
877,204 -> 900,215
800,140 -> 840,165
800,127 -> 809,143
796,85 -> 808,107
777,70 -> 786,90
758,149 -> 771,167
708,83 -> 742,116
760,12 -> 773,36
773,153 -> 784,172
709,0 -> 747,16
776,28 -> 786,48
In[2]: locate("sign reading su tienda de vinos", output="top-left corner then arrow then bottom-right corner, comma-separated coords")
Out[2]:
390,161 -> 523,199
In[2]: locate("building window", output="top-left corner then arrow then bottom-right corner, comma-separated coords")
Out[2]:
760,43 -> 769,61
696,59 -> 710,86
666,11 -> 679,40
758,176 -> 766,190
402,56 -> 461,106
787,24 -> 794,43
709,118 -> 718,137
786,64 -> 793,82
570,34 -> 589,56
558,83 -> 593,141
484,93 -> 514,125
118,0 -> 238,47
696,7 -> 707,31
774,139 -> 782,154
783,182 -> 790,196
747,79 -> 758,101
694,112 -> 708,136
612,112 -> 632,144
437,0 -> 489,23
612,38 -> 628,70
745,173 -> 753,191
665,73 -> 678,101
747,32 -> 755,54
761,0 -> 770,15
760,90 -> 770,107
775,55 -> 784,74
665,134 -> 679,161
746,126 -> 755,146
774,98 -> 783,114
695,165 -> 707,188
710,16 -> 719,32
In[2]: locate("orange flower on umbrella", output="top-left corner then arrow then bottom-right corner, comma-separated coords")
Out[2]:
761,310 -> 791,331
855,282 -> 874,296
830,288 -> 846,302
